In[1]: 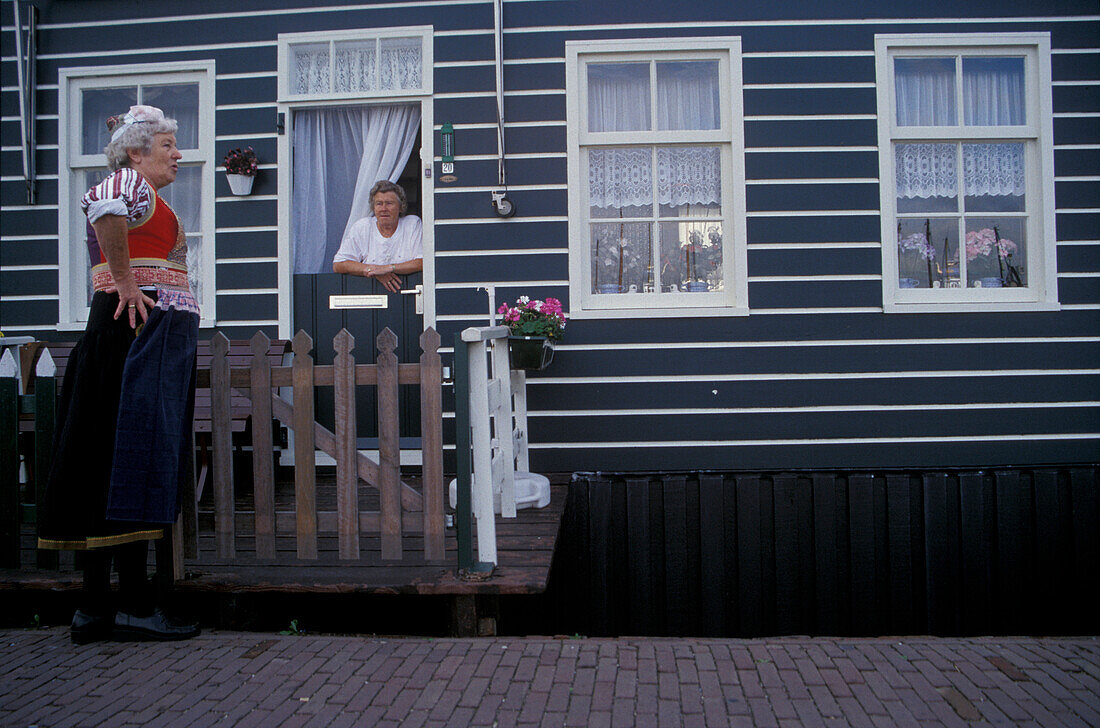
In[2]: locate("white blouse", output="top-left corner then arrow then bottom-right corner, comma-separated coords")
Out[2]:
333,215 -> 423,267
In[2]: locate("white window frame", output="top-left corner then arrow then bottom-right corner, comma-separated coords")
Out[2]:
874,33 -> 1058,313
565,37 -> 748,319
57,61 -> 216,329
275,27 -> 435,337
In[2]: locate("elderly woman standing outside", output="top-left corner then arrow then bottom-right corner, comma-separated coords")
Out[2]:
332,180 -> 423,292
37,105 -> 200,643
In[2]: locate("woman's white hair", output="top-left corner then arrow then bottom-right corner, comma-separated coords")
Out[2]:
369,180 -> 409,215
104,116 -> 179,172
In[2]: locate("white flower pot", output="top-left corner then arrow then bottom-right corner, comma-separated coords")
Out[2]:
226,173 -> 254,196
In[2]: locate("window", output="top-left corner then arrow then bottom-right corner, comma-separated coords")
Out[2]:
58,62 -> 215,327
566,38 -> 748,317
278,27 -> 432,102
874,34 -> 1057,312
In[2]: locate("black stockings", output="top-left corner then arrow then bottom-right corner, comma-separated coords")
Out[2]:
79,540 -> 153,617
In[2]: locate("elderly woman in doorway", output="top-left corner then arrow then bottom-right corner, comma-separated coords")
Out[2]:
37,105 -> 200,643
332,180 -> 423,292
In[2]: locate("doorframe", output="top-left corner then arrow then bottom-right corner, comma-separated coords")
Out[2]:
276,98 -> 435,340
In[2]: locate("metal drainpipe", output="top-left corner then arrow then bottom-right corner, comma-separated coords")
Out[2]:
13,1 -> 37,205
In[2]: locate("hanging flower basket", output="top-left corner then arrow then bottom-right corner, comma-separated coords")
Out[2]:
226,173 -> 254,196
508,336 -> 555,371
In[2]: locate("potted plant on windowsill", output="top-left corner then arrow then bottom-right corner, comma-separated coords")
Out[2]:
497,296 -> 567,371
223,146 -> 258,196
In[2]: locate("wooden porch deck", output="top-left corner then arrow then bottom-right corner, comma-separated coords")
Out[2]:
0,480 -> 568,598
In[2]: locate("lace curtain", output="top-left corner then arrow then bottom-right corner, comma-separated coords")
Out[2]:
896,143 -> 1025,199
291,37 -> 422,95
589,146 -> 721,209
292,104 -> 420,274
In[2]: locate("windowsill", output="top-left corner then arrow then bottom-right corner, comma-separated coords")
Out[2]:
569,305 -> 750,320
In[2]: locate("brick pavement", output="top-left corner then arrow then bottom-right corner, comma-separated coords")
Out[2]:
1,631 -> 1097,727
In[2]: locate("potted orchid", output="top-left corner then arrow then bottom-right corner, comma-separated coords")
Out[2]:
223,146 -> 258,195
965,227 -> 1018,287
497,296 -> 567,371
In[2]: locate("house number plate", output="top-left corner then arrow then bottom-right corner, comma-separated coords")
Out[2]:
329,295 -> 389,310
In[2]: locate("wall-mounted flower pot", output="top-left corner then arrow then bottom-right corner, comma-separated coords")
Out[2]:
226,173 -> 254,196
508,336 -> 554,371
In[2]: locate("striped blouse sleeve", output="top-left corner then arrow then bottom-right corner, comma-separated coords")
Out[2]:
81,168 -> 153,224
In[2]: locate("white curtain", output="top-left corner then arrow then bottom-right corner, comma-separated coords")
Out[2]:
896,143 -> 1024,199
292,104 -> 420,274
895,56 -> 1024,127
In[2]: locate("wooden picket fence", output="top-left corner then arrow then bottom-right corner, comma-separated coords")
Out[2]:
188,327 -> 446,565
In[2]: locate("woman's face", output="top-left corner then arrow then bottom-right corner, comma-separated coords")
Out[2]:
372,191 -> 402,226
128,133 -> 181,190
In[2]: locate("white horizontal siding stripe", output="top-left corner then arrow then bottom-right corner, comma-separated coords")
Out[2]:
747,210 -> 879,217
1054,113 -> 1100,119
1058,272 -> 1100,278
436,280 -> 567,289
747,178 -> 879,185
0,265 -> 58,272
755,307 -> 885,314
218,288 -> 279,295
216,194 -> 279,203
217,133 -> 278,142
436,184 -> 567,193
528,433 -> 1099,449
216,72 -> 276,81
439,153 -> 566,161
450,121 -> 566,130
0,325 -> 47,332
747,146 -> 879,153
1052,81 -> 1100,86
1,175 -> 58,182
0,235 -> 57,242
527,369 -> 1100,385
215,103 -> 277,112
436,216 -> 566,225
1,145 -> 57,152
3,204 -> 58,211
1056,176 -> 1100,182
742,50 -> 876,58
748,115 -> 877,121
746,82 -> 875,89
508,17 -> 1100,34
1058,240 -> 1100,245
748,242 -> 880,249
1056,208 -> 1100,213
750,275 -> 880,282
1055,144 -> 1100,150
1061,303 -> 1100,310
214,226 -> 277,234
0,295 -> 58,302
553,336 -> 1099,351
532,401 -> 1100,417
31,1 -> 487,30
436,60 -> 495,68
437,248 -> 567,257
216,257 -> 278,265
35,41 -> 273,61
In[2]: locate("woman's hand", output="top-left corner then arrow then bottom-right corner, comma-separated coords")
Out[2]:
363,264 -> 402,293
106,277 -> 156,328
91,213 -> 155,328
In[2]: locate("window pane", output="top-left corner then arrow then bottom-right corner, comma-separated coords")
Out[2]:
963,57 -> 1025,126
963,143 -> 1025,211
898,218 -> 959,289
964,217 -> 1026,288
588,147 -> 653,218
143,84 -> 199,149
656,61 -> 719,131
658,220 -> 722,292
591,222 -> 652,293
82,87 -> 137,155
291,42 -> 330,94
657,146 -> 721,213
335,40 -> 377,93
379,37 -> 422,91
588,63 -> 650,132
896,143 -> 958,213
895,57 -> 957,126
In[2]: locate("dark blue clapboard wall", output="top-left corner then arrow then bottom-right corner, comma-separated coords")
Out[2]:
0,1 -> 1097,474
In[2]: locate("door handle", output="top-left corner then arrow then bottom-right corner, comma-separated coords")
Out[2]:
400,284 -> 424,315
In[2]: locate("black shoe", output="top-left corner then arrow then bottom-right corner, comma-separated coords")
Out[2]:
113,608 -> 200,642
71,609 -> 114,645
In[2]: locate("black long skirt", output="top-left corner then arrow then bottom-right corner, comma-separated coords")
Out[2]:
37,291 -> 196,550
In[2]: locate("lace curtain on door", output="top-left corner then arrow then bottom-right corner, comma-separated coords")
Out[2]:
292,104 -> 420,274
587,60 -> 722,209
291,37 -> 422,95
894,56 -> 1026,200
